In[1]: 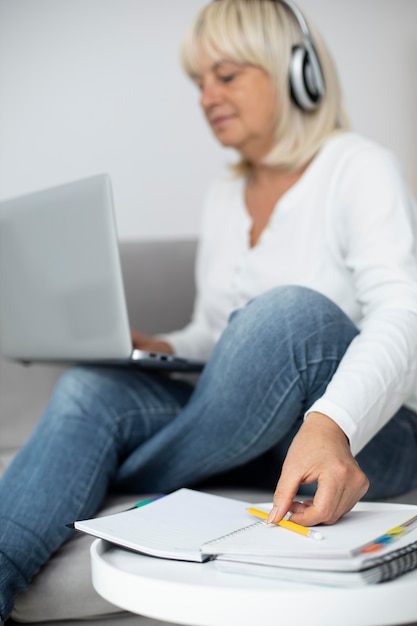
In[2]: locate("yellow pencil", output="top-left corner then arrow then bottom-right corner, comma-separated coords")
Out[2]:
247,507 -> 323,541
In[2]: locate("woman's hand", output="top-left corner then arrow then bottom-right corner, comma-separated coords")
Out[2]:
131,329 -> 174,355
268,412 -> 370,526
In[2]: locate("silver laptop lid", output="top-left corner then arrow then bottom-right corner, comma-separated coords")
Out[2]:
0,174 -> 133,361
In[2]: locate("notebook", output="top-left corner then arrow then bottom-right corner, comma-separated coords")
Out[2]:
72,488 -> 417,586
214,553 -> 417,587
0,174 -> 205,371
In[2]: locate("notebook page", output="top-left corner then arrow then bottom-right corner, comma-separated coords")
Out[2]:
74,488 -> 253,562
202,507 -> 417,564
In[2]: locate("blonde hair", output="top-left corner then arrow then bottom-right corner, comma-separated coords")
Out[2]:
181,0 -> 350,173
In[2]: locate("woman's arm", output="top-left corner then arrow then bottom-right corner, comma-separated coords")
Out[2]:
310,143 -> 417,456
272,141 -> 417,525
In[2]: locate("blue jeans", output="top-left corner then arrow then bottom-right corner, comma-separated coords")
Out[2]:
1,286 -> 417,619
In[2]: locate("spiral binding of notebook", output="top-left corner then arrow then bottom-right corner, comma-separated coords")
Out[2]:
366,540 -> 417,583
202,521 -> 263,549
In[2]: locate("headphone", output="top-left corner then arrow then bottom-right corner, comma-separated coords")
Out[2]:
212,0 -> 325,111
278,0 -> 325,111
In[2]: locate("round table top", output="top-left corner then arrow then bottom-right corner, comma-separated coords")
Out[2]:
90,501 -> 417,626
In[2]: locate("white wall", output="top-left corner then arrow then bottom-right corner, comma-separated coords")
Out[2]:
0,0 -> 416,241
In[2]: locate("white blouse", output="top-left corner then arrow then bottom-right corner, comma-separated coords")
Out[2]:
162,132 -> 417,456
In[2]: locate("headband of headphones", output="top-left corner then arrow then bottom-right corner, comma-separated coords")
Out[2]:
212,0 -> 325,111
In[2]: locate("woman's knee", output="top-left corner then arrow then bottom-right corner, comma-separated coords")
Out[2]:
249,285 -> 344,318
230,285 -> 354,337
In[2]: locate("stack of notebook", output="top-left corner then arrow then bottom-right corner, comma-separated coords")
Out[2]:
72,488 -> 417,587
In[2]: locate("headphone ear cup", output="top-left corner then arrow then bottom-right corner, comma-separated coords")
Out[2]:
289,45 -> 322,111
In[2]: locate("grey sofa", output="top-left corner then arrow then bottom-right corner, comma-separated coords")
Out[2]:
2,239 -> 417,626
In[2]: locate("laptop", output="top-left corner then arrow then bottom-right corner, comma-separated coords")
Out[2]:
0,174 -> 205,372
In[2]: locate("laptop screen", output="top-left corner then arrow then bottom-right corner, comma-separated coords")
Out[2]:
0,174 -> 133,362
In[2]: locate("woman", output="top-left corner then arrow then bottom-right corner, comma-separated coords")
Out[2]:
1,0 -> 417,621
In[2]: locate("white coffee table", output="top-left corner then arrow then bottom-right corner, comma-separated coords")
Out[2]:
90,502 -> 417,626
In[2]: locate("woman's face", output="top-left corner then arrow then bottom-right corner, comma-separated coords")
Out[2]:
192,51 -> 277,163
